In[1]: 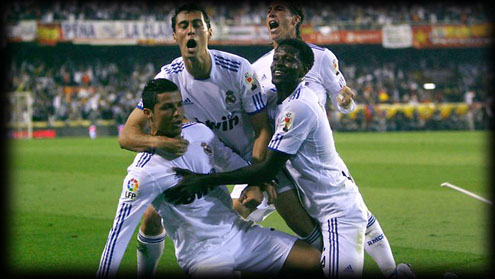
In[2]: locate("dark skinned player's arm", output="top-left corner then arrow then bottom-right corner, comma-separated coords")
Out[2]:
165,150 -> 290,205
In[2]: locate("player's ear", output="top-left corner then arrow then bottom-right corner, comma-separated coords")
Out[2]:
173,31 -> 178,43
207,28 -> 213,40
292,15 -> 301,26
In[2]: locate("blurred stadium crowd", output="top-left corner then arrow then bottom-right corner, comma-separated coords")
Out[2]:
7,49 -> 492,131
6,1 -> 493,132
6,1 -> 489,27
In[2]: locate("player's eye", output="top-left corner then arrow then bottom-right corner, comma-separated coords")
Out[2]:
192,20 -> 204,28
178,22 -> 188,29
161,104 -> 173,110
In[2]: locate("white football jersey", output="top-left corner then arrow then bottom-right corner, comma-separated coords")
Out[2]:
253,44 -> 354,113
137,49 -> 266,159
267,83 -> 366,223
97,123 -> 249,278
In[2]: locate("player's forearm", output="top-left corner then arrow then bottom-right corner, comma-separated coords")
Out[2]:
203,161 -> 278,186
119,128 -> 158,152
249,111 -> 272,163
250,129 -> 271,163
203,150 -> 289,186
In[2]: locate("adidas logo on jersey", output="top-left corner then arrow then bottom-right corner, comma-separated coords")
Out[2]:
344,265 -> 353,273
184,97 -> 194,105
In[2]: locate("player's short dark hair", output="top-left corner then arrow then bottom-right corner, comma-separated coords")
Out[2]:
171,3 -> 211,32
277,38 -> 314,74
267,0 -> 304,38
142,78 -> 179,110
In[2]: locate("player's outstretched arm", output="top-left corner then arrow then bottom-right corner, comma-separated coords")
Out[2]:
119,107 -> 188,156
164,150 -> 289,205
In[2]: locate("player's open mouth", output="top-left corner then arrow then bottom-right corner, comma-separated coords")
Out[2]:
272,67 -> 286,77
269,20 -> 279,31
186,39 -> 197,50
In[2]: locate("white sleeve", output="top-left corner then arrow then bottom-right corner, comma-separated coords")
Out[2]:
268,100 -> 316,155
239,60 -> 267,115
319,49 -> 355,113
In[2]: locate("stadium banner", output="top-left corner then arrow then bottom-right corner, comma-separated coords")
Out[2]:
382,24 -> 413,48
37,23 -> 62,45
5,20 -> 493,47
211,25 -> 271,45
6,20 -> 37,42
348,102 -> 469,120
301,25 -> 382,45
60,20 -> 174,45
412,24 -> 493,48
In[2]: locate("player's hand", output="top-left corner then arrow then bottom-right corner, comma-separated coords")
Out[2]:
155,136 -> 189,158
163,168 -> 210,205
261,181 -> 277,204
337,86 -> 356,109
239,185 -> 264,212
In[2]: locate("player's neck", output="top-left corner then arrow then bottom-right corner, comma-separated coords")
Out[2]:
151,128 -> 179,139
183,50 -> 212,79
275,81 -> 300,104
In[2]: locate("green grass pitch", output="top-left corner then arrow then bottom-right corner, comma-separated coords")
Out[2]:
7,131 -> 492,277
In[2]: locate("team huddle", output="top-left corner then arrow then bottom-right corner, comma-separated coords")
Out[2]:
97,2 -> 415,278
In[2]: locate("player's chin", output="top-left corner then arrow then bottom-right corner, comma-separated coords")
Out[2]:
169,125 -> 182,137
271,74 -> 284,85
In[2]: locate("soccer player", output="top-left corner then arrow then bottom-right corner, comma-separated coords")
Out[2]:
118,3 -> 319,277
166,38 -> 370,278
97,78 -> 322,278
230,1 -> 414,278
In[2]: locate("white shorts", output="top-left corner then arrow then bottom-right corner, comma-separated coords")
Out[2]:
185,220 -> 297,278
321,216 -> 367,278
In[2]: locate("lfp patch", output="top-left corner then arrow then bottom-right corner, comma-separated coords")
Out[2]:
282,111 -> 294,132
127,178 -> 139,191
124,177 -> 139,200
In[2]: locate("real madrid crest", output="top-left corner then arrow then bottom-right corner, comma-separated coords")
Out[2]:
225,90 -> 236,105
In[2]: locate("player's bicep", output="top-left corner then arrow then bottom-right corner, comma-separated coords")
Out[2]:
269,102 -> 315,154
122,107 -> 148,135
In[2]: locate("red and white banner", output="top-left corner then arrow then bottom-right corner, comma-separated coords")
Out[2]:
412,23 -> 493,48
5,20 -> 493,47
382,24 -> 413,48
60,20 -> 173,45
